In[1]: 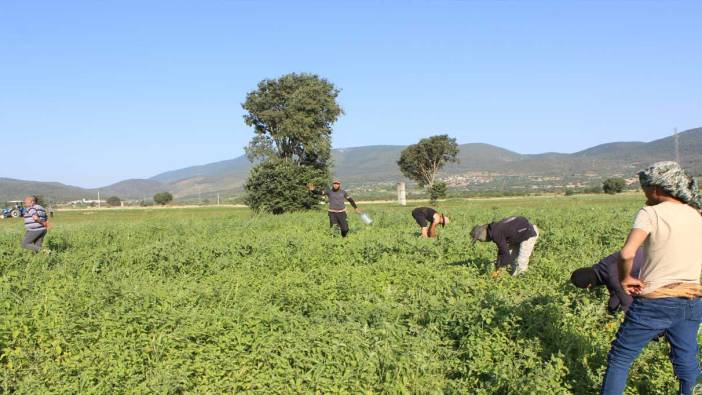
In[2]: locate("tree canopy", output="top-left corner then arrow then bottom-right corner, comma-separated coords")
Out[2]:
397,135 -> 459,188
242,73 -> 343,169
153,192 -> 174,206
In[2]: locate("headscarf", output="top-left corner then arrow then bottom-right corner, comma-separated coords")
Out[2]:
638,161 -> 702,213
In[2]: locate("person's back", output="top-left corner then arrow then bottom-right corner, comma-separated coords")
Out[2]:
23,203 -> 47,231
635,202 -> 702,295
489,216 -> 536,245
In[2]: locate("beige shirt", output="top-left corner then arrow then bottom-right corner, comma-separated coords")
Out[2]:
633,202 -> 702,294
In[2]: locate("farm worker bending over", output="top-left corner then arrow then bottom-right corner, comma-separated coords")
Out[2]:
411,207 -> 449,238
601,162 -> 702,395
308,179 -> 361,238
21,195 -> 49,253
571,250 -> 645,314
470,216 -> 539,276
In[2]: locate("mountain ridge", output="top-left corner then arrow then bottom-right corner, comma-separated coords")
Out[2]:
2,127 -> 700,202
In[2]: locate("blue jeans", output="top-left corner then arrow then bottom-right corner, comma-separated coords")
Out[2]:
602,297 -> 702,395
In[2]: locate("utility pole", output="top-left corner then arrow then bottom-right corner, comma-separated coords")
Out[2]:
674,127 -> 680,163
217,194 -> 220,206
97,190 -> 101,209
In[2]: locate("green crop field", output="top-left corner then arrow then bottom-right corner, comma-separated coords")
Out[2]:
0,195 -> 685,393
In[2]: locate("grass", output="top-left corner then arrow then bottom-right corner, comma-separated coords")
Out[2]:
0,194 -> 683,393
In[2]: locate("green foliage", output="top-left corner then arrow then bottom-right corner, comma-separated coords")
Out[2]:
244,159 -> 328,214
397,134 -> 459,188
0,195 -> 684,393
602,178 -> 626,194
242,72 -> 343,166
429,181 -> 447,204
106,196 -> 121,207
153,192 -> 174,206
242,73 -> 342,214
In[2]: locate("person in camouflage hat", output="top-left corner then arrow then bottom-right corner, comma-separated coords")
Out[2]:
601,161 -> 702,394
638,161 -> 702,214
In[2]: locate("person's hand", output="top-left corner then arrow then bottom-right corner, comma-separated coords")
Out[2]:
355,208 -> 362,214
306,183 -> 315,191
621,276 -> 644,296
32,214 -> 40,222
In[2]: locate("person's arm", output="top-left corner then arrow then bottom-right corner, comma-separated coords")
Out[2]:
344,191 -> 359,212
307,184 -> 326,196
428,221 -> 439,238
493,231 -> 511,267
619,229 -> 649,295
28,207 -> 39,222
421,227 -> 430,238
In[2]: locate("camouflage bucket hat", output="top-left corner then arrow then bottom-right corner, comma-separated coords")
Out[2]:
638,161 -> 702,212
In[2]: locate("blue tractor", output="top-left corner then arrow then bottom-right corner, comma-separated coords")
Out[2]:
1,201 -> 26,219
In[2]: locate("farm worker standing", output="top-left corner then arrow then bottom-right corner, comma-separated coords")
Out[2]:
470,216 -> 539,276
571,249 -> 645,314
601,161 -> 702,395
411,207 -> 449,238
308,179 -> 361,237
21,195 -> 49,253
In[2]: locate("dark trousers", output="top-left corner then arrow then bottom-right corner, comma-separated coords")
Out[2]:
22,229 -> 47,252
328,211 -> 349,237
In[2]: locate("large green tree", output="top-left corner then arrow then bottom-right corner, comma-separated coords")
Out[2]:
397,135 -> 459,203
243,73 -> 343,168
242,73 -> 343,213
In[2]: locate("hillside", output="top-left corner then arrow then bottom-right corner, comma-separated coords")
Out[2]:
2,127 -> 700,202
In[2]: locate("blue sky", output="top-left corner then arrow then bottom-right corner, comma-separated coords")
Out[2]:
1,1 -> 700,188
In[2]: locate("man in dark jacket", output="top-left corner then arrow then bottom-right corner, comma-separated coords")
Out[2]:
470,216 -> 539,276
308,179 -> 361,237
570,249 -> 645,314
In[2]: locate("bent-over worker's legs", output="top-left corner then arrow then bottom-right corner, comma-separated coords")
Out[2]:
515,225 -> 539,273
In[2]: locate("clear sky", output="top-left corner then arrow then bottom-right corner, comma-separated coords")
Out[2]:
1,1 -> 701,188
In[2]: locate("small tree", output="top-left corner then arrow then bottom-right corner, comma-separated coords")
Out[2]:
106,196 -> 121,207
429,181 -> 448,204
397,134 -> 459,201
153,192 -> 174,206
602,178 -> 626,194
